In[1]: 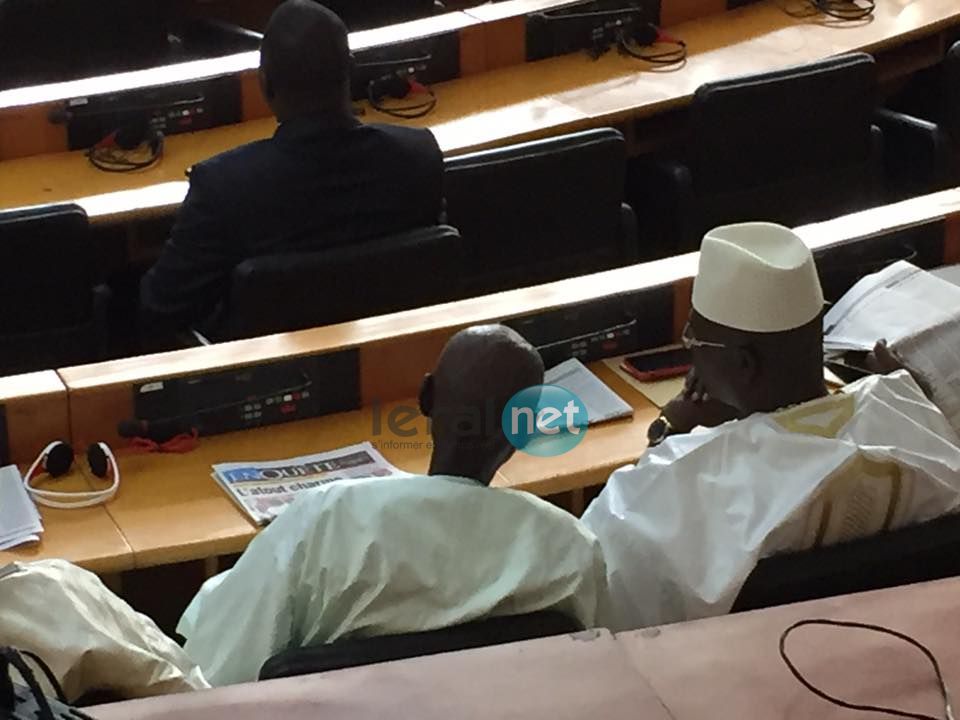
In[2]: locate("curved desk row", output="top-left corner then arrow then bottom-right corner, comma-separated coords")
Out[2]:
1,0 -> 958,224
89,577 -> 960,720
1,187 -> 959,574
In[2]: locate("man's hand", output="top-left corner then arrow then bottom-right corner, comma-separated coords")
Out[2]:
864,339 -> 934,399
648,370 -> 739,442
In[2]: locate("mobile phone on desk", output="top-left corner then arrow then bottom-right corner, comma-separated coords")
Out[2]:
621,346 -> 691,382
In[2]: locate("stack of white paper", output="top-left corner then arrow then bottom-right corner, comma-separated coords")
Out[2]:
544,358 -> 633,424
0,465 -> 42,550
823,261 -> 960,352
824,261 -> 960,429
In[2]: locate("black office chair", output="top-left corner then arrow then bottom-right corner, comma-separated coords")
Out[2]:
199,225 -> 464,342
733,512 -> 960,612
259,610 -> 584,680
0,204 -> 109,374
443,128 -> 640,295
876,41 -> 960,201
628,53 -> 883,256
0,0 -> 173,89
319,0 -> 437,30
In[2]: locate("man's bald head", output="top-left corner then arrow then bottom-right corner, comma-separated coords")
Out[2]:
421,325 -> 544,485
259,0 -> 352,120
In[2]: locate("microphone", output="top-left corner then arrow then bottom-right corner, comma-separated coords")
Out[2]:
117,418 -> 193,444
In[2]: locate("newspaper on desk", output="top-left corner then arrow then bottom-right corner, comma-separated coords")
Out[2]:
823,260 -> 960,429
213,441 -> 406,526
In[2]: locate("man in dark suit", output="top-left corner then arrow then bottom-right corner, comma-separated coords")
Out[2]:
140,0 -> 443,340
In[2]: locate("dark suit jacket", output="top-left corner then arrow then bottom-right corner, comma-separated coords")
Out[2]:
140,118 -> 443,336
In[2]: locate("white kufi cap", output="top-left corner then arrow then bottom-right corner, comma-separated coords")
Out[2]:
692,222 -> 824,333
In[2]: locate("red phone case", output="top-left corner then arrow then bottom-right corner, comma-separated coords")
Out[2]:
620,360 -> 690,383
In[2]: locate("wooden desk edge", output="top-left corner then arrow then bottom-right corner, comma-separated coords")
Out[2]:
0,370 -> 65,402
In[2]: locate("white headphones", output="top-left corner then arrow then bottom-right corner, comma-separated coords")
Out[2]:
24,441 -> 120,509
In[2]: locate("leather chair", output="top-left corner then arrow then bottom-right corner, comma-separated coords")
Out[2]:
443,128 -> 640,294
199,225 -> 464,342
733,512 -> 960,612
0,0 -> 172,89
627,53 -> 883,256
320,0 -> 437,30
0,204 -> 109,374
259,610 -> 584,680
876,41 -> 960,201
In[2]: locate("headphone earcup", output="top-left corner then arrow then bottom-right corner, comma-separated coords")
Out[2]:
44,442 -> 74,477
87,443 -> 109,479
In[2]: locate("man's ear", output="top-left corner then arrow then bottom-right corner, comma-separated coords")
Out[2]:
418,373 -> 434,418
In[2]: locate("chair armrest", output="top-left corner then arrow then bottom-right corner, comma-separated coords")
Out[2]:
179,329 -> 213,347
874,108 -> 954,198
619,202 -> 640,263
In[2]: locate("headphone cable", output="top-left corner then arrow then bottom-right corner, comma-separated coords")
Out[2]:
87,129 -> 164,173
617,27 -> 687,66
367,78 -> 437,119
780,0 -> 875,21
780,619 -> 954,720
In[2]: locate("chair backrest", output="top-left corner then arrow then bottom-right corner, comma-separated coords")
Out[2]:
319,0 -> 436,30
259,610 -> 584,680
208,225 -> 463,342
733,512 -> 960,613
943,41 -> 960,140
0,0 -> 170,88
443,128 -> 637,294
686,52 -> 880,233
0,204 -> 107,373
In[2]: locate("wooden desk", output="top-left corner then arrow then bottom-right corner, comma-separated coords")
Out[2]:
0,499 -> 134,574
91,578 -> 960,720
91,629 -> 670,720
623,577 -> 960,720
0,371 -> 133,573
3,0 -> 958,223
102,363 -> 656,569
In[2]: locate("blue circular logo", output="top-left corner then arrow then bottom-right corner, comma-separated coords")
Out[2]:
501,384 -> 588,456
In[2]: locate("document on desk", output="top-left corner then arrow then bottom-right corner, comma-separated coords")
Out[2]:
0,465 -> 42,550
544,358 -> 633,425
824,260 -> 960,428
212,442 -> 407,526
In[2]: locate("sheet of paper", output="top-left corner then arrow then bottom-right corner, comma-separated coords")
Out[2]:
0,465 -> 42,550
931,263 -> 960,287
824,261 -> 960,430
601,356 -> 685,409
823,261 -> 960,352
544,358 -> 633,424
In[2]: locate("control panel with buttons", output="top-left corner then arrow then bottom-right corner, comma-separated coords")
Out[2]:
133,350 -> 359,437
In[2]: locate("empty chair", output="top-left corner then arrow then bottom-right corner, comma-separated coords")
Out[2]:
320,0 -> 436,30
877,41 -> 960,201
0,0 -> 173,89
443,128 -> 640,294
733,512 -> 960,612
0,204 -> 109,374
628,53 -> 883,255
198,225 -> 463,342
259,611 -> 583,679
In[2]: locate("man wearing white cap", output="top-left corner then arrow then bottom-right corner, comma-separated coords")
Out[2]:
582,222 -> 960,631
